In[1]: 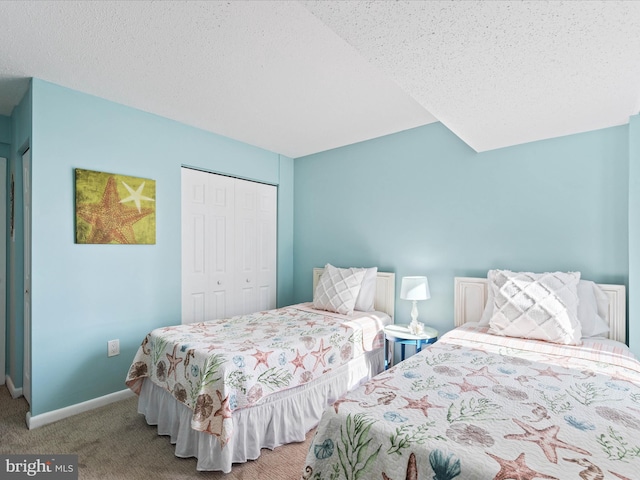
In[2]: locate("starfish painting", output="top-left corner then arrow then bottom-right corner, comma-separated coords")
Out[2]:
119,180 -> 155,213
505,419 -> 591,463
75,170 -> 155,244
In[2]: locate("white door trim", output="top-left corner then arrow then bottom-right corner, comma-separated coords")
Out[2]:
0,157 -> 6,386
22,149 -> 31,405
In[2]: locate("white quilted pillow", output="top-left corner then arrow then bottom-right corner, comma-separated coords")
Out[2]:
488,270 -> 582,345
576,280 -> 610,338
313,264 -> 366,315
354,267 -> 378,312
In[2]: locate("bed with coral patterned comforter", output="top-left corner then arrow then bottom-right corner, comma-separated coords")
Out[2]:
125,303 -> 390,447
302,324 -> 640,480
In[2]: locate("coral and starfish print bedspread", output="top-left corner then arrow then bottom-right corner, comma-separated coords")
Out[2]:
125,303 -> 389,445
302,324 -> 640,480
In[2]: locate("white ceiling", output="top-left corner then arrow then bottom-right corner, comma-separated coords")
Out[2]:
1,1 -> 639,158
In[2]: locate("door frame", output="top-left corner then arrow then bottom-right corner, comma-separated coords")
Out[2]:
22,149 -> 31,405
0,157 -> 6,386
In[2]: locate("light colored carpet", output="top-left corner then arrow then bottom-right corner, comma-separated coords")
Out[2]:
0,385 -> 312,479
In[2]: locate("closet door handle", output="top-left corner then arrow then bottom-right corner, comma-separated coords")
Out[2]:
246,279 -> 251,283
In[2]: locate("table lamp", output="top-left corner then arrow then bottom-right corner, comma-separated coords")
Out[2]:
400,276 -> 430,335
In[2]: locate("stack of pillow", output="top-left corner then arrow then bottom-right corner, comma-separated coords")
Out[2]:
313,263 -> 378,315
479,269 -> 609,345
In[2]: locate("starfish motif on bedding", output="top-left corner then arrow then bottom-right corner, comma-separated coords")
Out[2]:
339,323 -> 353,333
611,371 -> 640,386
363,375 -> 399,395
160,326 -> 180,333
382,452 -> 417,480
401,394 -> 444,418
332,397 -> 359,413
263,321 -> 283,329
291,349 -> 307,373
609,471 -> 633,480
251,349 -> 273,369
462,366 -> 507,384
487,452 -> 558,480
166,345 -> 183,379
186,324 -> 206,333
237,340 -> 257,352
539,354 -> 575,369
450,378 -> 488,395
311,339 -> 331,371
504,419 -> 590,463
305,318 -> 321,328
214,390 -> 233,419
530,366 -> 572,381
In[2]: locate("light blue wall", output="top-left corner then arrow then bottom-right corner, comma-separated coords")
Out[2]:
13,77 -> 638,416
277,156 -> 295,307
629,114 -> 640,355
0,114 -> 10,158
28,79 -> 294,415
294,122 -> 630,348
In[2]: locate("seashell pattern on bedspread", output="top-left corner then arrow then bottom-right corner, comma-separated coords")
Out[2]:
302,324 -> 640,480
125,303 -> 389,446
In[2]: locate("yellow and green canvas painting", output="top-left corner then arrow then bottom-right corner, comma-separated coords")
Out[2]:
75,168 -> 156,244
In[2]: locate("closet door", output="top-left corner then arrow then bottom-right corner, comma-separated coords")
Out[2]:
208,174 -> 236,318
182,168 -> 276,323
234,178 -> 277,315
182,169 -> 235,323
255,182 -> 277,312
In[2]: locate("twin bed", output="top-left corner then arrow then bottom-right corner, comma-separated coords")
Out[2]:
125,266 -> 395,473
303,272 -> 640,479
126,268 -> 640,478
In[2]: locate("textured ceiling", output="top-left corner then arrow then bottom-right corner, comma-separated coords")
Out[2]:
0,1 -> 639,158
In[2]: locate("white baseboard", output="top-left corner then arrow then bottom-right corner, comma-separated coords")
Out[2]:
26,389 -> 136,430
5,375 -> 23,399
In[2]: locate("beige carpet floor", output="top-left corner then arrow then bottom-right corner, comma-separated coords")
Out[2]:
0,385 -> 313,479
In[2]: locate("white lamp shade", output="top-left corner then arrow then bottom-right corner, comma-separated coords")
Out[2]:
400,276 -> 430,301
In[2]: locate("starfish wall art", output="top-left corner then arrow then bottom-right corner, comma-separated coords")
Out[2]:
75,168 -> 156,244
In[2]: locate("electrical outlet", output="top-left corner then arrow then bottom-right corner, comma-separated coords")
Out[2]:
107,339 -> 120,357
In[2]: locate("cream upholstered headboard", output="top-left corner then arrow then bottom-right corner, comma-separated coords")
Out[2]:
453,276 -> 627,344
313,268 -> 395,319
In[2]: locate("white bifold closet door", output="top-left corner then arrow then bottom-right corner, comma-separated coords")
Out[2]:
181,167 -> 277,324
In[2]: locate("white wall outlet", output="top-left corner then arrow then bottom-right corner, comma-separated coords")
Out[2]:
107,339 -> 120,357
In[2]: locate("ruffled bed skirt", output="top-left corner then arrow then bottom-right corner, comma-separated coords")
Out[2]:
137,348 -> 385,472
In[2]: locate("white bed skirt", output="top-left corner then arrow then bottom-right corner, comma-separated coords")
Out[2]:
137,348 -> 385,472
